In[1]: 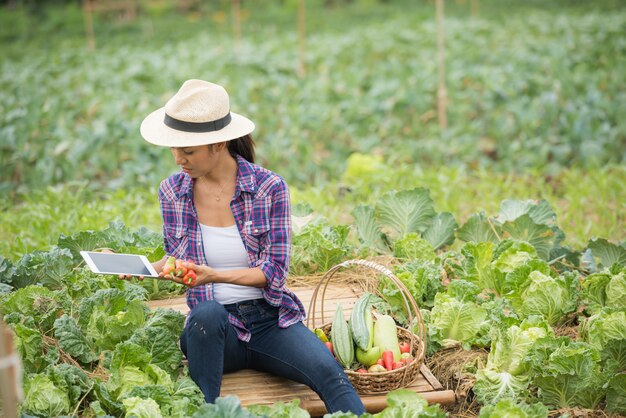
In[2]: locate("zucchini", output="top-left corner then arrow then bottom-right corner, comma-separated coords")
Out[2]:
350,292 -> 374,350
330,304 -> 354,368
373,314 -> 401,361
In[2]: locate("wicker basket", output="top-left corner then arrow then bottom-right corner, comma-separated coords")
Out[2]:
306,259 -> 426,395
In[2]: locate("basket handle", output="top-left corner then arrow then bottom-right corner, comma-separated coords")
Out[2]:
306,259 -> 426,362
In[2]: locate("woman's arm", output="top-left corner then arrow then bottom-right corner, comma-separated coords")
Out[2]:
166,263 -> 267,287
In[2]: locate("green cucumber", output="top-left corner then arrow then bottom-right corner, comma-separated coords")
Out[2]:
350,292 -> 374,351
330,304 -> 354,368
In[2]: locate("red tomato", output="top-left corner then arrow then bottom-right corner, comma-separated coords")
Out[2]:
324,342 -> 334,356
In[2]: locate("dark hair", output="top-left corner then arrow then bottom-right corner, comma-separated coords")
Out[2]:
227,134 -> 256,163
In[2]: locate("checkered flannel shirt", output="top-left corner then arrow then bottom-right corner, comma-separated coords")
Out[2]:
159,154 -> 305,341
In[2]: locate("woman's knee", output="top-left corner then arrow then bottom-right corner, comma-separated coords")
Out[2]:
187,301 -> 228,333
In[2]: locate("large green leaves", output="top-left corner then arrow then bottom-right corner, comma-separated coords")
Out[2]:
456,213 -> 499,244
478,398 -> 548,418
457,200 -> 562,260
497,199 -> 556,226
531,341 -> 605,409
351,204 -> 389,253
517,271 -> 579,325
78,288 -> 148,351
474,318 -> 552,405
429,293 -> 488,349
21,374 -> 71,417
58,221 -> 163,262
291,219 -> 352,274
375,389 -> 446,418
1,285 -> 66,333
606,373 -> 626,415
54,315 -> 98,364
354,188 -> 457,252
374,188 -> 437,239
422,212 -> 459,250
501,215 -> 556,261
587,238 -> 626,269
11,247 -> 74,289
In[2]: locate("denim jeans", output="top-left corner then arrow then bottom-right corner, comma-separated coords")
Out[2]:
180,299 -> 366,415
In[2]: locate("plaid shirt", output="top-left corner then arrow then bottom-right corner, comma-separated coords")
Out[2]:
158,154 -> 305,342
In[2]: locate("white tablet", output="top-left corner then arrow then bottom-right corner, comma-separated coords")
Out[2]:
80,251 -> 160,277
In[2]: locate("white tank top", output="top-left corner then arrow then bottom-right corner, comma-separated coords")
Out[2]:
199,223 -> 263,304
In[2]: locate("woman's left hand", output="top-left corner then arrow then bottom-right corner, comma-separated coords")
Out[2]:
161,261 -> 216,288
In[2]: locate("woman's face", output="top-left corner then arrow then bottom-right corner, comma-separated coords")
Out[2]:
170,145 -> 221,178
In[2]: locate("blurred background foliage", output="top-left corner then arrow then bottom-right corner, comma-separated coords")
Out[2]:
1,0 -> 624,258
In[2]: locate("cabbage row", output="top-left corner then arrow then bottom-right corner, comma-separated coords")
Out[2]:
1,195 -> 625,417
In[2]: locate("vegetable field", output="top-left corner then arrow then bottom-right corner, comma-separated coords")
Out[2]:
1,0 -> 625,417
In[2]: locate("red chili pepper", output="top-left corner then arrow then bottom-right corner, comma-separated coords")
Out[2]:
183,269 -> 197,287
382,350 -> 394,371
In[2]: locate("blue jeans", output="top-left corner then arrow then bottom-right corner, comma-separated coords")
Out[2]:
180,299 -> 365,415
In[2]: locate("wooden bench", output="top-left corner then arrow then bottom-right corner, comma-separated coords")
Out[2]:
147,283 -> 455,416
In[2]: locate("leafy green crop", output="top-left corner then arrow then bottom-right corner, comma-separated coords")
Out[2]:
0,193 -> 623,416
473,317 -> 552,405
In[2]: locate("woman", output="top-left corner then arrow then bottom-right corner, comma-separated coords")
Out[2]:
139,79 -> 365,414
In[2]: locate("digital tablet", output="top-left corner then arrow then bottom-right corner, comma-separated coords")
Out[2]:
80,251 -> 160,277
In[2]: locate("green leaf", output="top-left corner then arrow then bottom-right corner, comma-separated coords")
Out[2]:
292,202 -> 313,217
518,271 -> 579,325
473,370 -> 531,406
123,396 -> 164,418
192,395 -> 257,418
392,233 -> 436,263
94,380 -> 124,416
375,389 -> 446,417
352,204 -> 389,253
129,326 -> 184,376
581,309 -> 626,352
1,285 -> 65,333
500,215 -> 555,260
587,238 -> 626,269
22,373 -> 71,417
581,272 -> 612,314
606,373 -> 626,414
12,247 -> 74,289
12,323 -> 47,373
531,340 -> 605,409
430,293 -> 488,347
54,314 -> 98,364
456,212 -> 499,244
498,199 -> 556,226
422,212 -> 458,249
110,341 -> 152,371
0,255 -> 15,286
78,288 -> 148,351
247,399 -> 310,417
478,398 -> 548,418
460,241 -> 498,291
601,338 -> 626,376
374,188 -> 436,239
46,364 -> 93,409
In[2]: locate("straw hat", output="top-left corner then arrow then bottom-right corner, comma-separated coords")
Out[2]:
140,79 -> 255,147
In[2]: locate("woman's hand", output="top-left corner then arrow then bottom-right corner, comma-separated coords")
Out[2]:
161,261 -> 216,288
